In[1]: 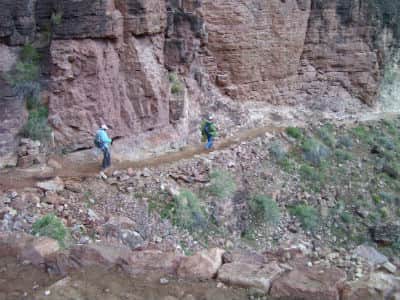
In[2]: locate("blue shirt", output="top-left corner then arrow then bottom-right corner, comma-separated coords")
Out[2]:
96,129 -> 112,148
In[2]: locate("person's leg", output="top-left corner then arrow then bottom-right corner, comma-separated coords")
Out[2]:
206,135 -> 213,149
102,147 -> 108,170
105,147 -> 111,168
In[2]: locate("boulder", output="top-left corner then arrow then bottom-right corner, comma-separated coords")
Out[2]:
178,248 -> 225,280
122,250 -> 182,276
70,243 -> 131,267
36,177 -> 65,192
342,272 -> 400,300
0,232 -> 33,257
20,237 -> 60,267
354,245 -> 388,266
218,261 -> 284,292
270,265 -> 347,300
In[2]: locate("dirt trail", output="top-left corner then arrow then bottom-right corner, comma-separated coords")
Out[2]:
0,124 -> 287,190
0,111 -> 397,190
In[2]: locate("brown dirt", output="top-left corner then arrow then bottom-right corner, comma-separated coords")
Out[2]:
0,257 -> 248,300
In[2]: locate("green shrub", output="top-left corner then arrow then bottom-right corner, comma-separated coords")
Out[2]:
20,105 -> 52,141
7,44 -> 41,100
279,157 -> 296,172
352,125 -> 372,143
169,72 -> 184,94
32,214 -> 68,247
289,204 -> 319,231
20,44 -> 40,63
335,149 -> 353,162
51,12 -> 63,25
336,135 -> 353,149
340,211 -> 353,223
376,135 -> 395,150
249,195 -> 280,225
173,190 -> 206,231
299,164 -> 325,183
269,141 -> 287,161
208,170 -> 237,199
301,137 -> 330,166
286,127 -> 302,139
317,124 -> 335,147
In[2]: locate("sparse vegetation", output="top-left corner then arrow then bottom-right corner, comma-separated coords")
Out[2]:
162,190 -> 206,231
317,124 -> 335,147
301,137 -> 330,166
208,170 -> 237,199
286,127 -> 302,139
169,72 -> 184,94
32,214 -> 68,247
249,195 -> 280,225
269,141 -> 287,161
289,204 -> 319,231
7,44 -> 52,141
20,103 -> 52,141
7,44 -> 41,99
51,11 -> 63,26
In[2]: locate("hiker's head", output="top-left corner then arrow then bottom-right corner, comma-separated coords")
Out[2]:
207,115 -> 213,121
101,124 -> 109,131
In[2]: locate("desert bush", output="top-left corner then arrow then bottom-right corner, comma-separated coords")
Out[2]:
169,72 -> 184,94
317,124 -> 335,147
299,164 -> 324,182
340,211 -> 353,223
172,190 -> 206,231
32,214 -> 68,247
249,195 -> 280,225
336,135 -> 353,149
208,170 -> 237,199
51,12 -> 63,25
20,105 -> 52,141
269,141 -> 287,161
335,149 -> 353,162
286,127 -> 302,139
7,44 -> 41,99
301,137 -> 330,166
289,204 -> 319,231
352,125 -> 373,143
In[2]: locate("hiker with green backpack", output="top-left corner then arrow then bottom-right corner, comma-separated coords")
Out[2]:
94,124 -> 112,177
201,115 -> 217,149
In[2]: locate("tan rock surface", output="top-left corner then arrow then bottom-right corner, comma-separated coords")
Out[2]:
218,261 -> 284,292
178,248 -> 225,280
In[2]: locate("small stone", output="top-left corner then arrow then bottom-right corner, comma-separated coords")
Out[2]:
382,261 -> 397,274
160,278 -> 169,285
44,290 -> 50,296
307,261 -> 313,267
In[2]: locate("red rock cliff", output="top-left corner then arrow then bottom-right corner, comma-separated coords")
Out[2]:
0,0 -> 396,164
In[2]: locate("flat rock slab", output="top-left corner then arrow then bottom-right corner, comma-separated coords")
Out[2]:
354,245 -> 388,266
218,261 -> 284,292
178,248 -> 225,280
342,272 -> 400,300
270,265 -> 347,300
36,177 -> 65,192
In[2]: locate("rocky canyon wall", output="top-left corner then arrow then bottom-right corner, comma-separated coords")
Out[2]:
0,0 -> 396,165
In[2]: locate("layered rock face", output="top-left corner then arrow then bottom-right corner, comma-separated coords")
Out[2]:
0,0 -> 393,158
199,0 -> 380,106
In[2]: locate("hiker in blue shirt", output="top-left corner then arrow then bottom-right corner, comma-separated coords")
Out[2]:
94,124 -> 112,177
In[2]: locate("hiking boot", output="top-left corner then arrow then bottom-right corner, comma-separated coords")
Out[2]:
99,171 -> 107,179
